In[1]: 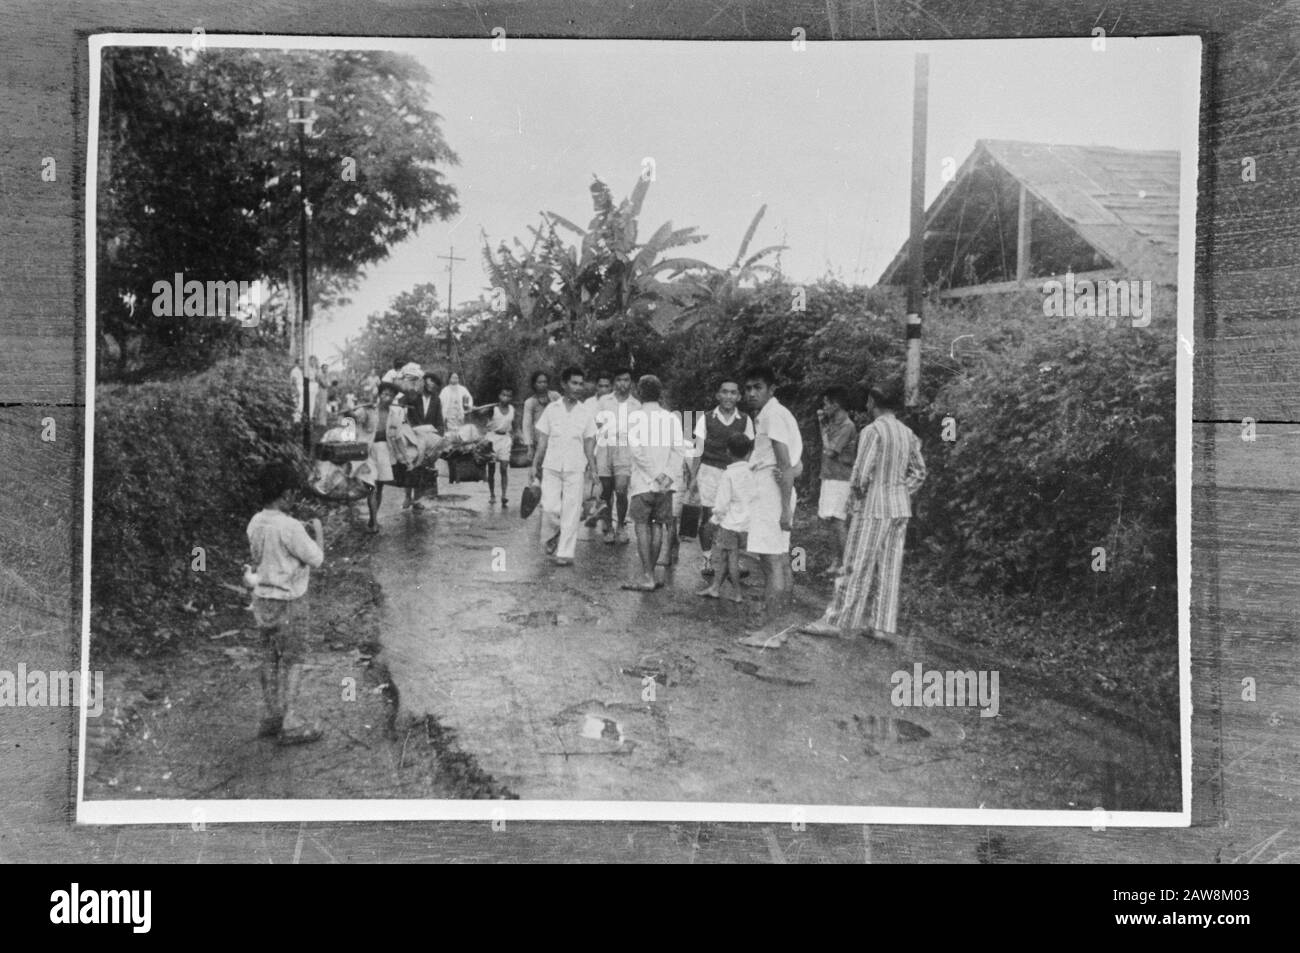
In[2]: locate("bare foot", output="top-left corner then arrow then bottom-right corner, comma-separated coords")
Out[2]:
697,587 -> 720,599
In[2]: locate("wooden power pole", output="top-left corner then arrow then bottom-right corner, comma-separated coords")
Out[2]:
904,52 -> 929,408
438,246 -> 466,361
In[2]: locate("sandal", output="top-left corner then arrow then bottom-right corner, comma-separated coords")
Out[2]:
278,724 -> 323,746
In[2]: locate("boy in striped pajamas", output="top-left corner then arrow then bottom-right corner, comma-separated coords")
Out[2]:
800,382 -> 926,642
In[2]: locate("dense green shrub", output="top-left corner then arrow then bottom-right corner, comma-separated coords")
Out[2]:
92,349 -> 307,618
917,319 -> 1176,612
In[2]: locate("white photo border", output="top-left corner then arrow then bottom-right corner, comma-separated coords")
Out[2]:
79,32 -> 1199,827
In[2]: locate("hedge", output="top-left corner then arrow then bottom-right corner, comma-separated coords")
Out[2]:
92,349 -> 306,618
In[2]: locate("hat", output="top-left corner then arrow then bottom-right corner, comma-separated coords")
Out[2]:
399,362 -> 424,379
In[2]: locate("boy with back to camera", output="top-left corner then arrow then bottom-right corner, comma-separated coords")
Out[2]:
245,463 -> 326,745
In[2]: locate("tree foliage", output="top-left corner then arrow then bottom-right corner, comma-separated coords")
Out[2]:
339,282 -> 444,381
97,46 -> 460,377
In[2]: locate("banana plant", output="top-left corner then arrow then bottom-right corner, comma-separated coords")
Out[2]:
669,204 -> 787,332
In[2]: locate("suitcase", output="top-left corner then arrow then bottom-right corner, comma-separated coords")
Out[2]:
314,440 -> 369,464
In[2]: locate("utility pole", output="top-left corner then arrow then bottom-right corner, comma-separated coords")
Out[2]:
289,89 -> 317,450
438,246 -> 466,361
904,52 -> 929,408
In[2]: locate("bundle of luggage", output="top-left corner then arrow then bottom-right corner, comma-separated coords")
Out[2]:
309,421 -> 371,502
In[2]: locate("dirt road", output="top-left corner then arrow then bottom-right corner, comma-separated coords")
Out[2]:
368,473 -> 1178,811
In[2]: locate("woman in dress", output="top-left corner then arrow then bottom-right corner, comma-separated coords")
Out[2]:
439,372 -> 473,484
520,370 -> 562,463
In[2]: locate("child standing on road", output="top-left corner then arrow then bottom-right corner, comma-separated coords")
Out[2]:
698,433 -> 755,603
486,386 -> 516,508
246,463 -> 325,746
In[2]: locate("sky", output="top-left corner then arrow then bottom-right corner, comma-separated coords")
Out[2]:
305,36 -> 1200,362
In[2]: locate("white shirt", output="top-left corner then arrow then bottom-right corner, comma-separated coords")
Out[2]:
751,397 -> 802,472
489,404 -> 514,435
440,384 -> 473,423
535,398 -> 598,474
595,393 -> 642,447
381,368 -> 401,383
712,460 -> 756,532
627,402 -> 686,497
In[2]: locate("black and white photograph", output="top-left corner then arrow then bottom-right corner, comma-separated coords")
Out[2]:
78,33 -> 1197,825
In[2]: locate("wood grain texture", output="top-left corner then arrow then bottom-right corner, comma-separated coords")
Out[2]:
2,0 -> 1298,862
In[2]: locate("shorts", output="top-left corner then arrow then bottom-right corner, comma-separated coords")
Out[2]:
253,595 -> 310,663
695,463 -> 725,508
747,472 -> 796,554
489,432 -> 512,463
818,479 -> 851,520
597,444 -> 633,478
714,526 -> 747,552
629,490 -> 674,524
358,439 -> 394,486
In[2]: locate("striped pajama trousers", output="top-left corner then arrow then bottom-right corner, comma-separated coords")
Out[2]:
825,515 -> 909,635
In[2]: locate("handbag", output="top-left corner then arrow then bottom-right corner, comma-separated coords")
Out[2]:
679,502 -> 702,539
520,476 -> 542,519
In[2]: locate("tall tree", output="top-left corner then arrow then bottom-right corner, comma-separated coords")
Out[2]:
97,46 -> 460,377
341,282 -> 443,382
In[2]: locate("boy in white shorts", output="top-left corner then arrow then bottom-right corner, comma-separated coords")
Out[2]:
817,385 -> 859,576
698,433 -> 755,603
486,386 -> 515,508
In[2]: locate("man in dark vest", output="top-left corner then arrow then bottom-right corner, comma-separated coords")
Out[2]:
685,378 -> 755,578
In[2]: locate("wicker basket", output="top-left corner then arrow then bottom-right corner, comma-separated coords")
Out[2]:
448,453 -> 485,482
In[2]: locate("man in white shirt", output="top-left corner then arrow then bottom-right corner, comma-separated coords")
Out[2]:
738,366 -> 804,648
532,367 -> 599,566
594,368 -> 641,545
621,375 -> 686,591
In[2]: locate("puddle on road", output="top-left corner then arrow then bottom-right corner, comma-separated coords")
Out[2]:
501,609 -> 601,628
726,657 -> 814,688
580,715 -> 623,743
621,663 -> 667,686
854,713 -> 931,743
502,609 -> 559,626
547,700 -> 653,757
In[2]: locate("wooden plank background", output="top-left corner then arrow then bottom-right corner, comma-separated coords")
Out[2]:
1,0 -> 1297,863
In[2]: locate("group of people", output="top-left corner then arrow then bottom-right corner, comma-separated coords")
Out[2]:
519,364 -> 928,649
248,356 -> 927,746
343,362 -> 499,530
